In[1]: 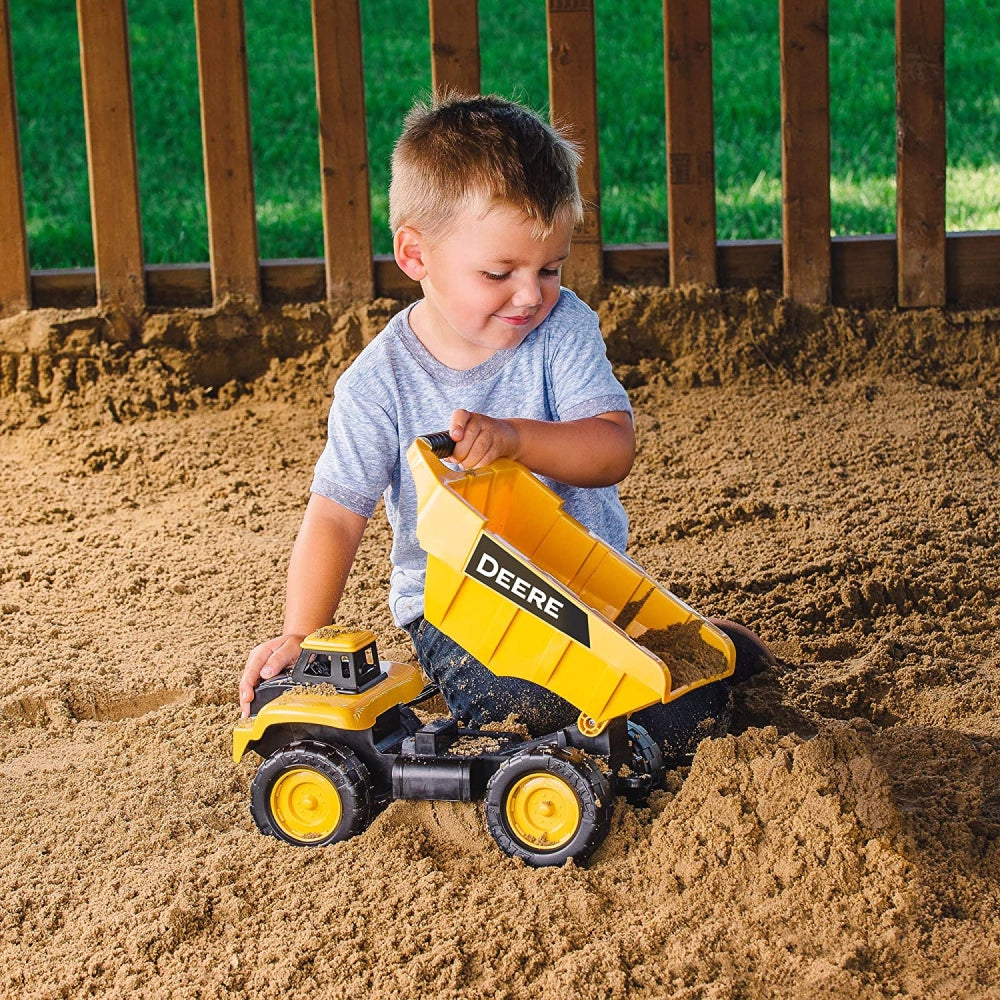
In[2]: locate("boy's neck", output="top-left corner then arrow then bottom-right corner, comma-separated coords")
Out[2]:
407,301 -> 501,371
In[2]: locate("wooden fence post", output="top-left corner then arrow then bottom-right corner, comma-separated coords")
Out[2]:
430,0 -> 480,96
194,0 -> 260,308
0,0 -> 29,316
546,0 -> 602,297
663,0 -> 717,287
312,0 -> 373,303
779,0 -> 831,304
896,0 -> 945,307
77,0 -> 146,317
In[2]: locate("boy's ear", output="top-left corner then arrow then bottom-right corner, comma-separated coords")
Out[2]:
393,226 -> 427,281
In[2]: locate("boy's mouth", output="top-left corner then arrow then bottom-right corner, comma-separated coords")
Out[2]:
495,313 -> 533,327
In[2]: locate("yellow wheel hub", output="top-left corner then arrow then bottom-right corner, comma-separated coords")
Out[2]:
505,772 -> 581,849
270,767 -> 342,842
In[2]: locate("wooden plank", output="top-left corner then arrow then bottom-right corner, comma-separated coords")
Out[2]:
779,0 -> 831,304
31,270 -> 98,310
24,234 -> 1000,313
946,231 -> 1000,307
146,263 -> 213,309
261,259 -> 327,304
0,0 -> 29,315
77,0 -> 145,314
605,241 -> 785,293
896,0 -> 945,307
831,234 -> 896,308
663,0 -> 717,287
312,0 -> 373,302
194,0 -> 260,307
375,255 -> 420,302
718,240 -> 783,292
429,0 -> 480,96
546,0 -> 602,296
603,245 -> 670,287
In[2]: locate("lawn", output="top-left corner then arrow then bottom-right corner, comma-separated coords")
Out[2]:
8,0 -> 1000,269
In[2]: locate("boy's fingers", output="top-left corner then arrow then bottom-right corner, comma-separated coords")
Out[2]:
450,411 -> 498,467
238,654 -> 267,710
238,673 -> 256,717
243,641 -> 273,680
462,431 -> 493,468
260,636 -> 301,679
260,646 -> 287,679
259,650 -> 279,678
457,417 -> 515,469
238,637 -> 289,717
449,409 -> 471,440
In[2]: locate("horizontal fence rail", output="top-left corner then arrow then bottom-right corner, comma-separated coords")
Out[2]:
2,0 -> 997,322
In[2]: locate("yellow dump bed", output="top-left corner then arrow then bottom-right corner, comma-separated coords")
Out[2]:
408,436 -> 735,730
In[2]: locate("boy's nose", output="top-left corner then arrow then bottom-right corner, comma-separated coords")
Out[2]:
510,277 -> 542,309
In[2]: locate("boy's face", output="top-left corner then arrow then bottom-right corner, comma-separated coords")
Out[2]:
396,202 -> 573,370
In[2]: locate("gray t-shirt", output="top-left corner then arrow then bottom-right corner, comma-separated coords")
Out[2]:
311,288 -> 632,627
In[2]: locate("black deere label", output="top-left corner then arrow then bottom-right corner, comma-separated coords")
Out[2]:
465,535 -> 591,647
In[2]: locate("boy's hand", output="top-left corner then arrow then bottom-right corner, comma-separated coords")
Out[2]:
449,409 -> 634,487
239,634 -> 304,718
449,410 -> 519,468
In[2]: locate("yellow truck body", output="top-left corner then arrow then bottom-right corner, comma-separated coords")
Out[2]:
408,436 -> 736,730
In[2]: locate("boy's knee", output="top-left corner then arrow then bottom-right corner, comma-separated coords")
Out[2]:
455,676 -> 575,737
634,679 -> 733,764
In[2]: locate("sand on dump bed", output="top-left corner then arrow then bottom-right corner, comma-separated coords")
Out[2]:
1,285 -> 999,999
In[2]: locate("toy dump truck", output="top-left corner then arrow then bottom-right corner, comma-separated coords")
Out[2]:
234,433 -> 736,866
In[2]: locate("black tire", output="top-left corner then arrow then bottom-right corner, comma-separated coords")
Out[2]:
250,740 -> 372,846
623,720 -> 665,805
484,746 -> 612,867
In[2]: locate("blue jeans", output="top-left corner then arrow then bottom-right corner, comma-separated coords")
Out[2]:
402,616 -> 762,758
403,616 -> 577,737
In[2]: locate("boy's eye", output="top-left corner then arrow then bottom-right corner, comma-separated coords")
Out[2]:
483,267 -> 561,281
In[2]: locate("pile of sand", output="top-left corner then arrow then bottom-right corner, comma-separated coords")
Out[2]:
2,286 -> 998,998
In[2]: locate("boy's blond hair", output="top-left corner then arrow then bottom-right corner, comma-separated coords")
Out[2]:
388,93 -> 584,240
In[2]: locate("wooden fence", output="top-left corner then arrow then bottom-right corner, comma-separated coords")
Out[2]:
1,0 -> 998,322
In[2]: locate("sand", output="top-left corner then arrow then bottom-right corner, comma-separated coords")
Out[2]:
1,286 -> 999,999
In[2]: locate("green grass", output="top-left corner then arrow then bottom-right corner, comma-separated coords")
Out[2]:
8,0 -> 999,269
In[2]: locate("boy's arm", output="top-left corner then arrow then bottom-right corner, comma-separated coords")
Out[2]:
448,409 -> 635,487
239,493 -> 368,717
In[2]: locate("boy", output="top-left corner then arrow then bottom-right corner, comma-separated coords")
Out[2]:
240,94 -> 765,754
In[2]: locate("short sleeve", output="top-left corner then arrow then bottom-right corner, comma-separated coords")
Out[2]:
544,293 -> 632,422
310,365 -> 399,518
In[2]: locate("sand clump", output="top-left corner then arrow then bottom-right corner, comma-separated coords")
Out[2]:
636,620 -> 730,689
2,285 -> 1000,998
